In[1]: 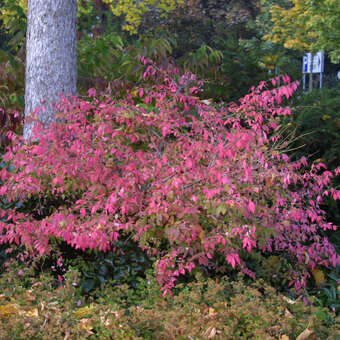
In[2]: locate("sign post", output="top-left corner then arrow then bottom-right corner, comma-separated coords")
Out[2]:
302,52 -> 324,92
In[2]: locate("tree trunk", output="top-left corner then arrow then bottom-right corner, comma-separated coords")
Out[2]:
24,0 -> 77,141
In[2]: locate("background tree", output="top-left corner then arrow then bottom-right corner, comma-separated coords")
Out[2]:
23,0 -> 77,140
102,0 -> 183,33
265,0 -> 340,63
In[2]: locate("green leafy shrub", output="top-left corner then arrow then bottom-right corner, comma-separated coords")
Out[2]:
60,238 -> 152,294
0,49 -> 24,146
77,33 -> 175,94
288,85 -> 340,171
318,269 -> 340,316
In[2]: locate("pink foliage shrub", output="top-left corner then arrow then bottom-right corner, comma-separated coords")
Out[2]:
0,66 -> 339,295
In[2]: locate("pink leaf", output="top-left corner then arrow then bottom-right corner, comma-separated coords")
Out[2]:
248,200 -> 256,214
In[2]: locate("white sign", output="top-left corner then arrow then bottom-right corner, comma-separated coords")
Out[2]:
302,55 -> 309,73
302,52 -> 324,73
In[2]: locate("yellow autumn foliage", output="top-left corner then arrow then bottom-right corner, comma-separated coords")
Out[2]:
73,305 -> 95,319
102,0 -> 183,33
1,0 -> 183,36
312,269 -> 326,287
265,0 -> 340,63
0,304 -> 19,319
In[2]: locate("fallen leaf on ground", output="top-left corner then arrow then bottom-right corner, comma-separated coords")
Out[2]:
296,328 -> 313,340
312,269 -> 325,287
203,326 -> 217,339
26,308 -> 39,317
79,318 -> 94,334
283,296 -> 296,304
0,304 -> 19,318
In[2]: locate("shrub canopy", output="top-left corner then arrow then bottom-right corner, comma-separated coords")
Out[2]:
0,64 -> 339,294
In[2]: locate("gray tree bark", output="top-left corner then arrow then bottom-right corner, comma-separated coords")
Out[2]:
24,0 -> 77,141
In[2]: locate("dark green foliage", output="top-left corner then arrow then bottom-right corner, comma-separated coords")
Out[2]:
281,86 -> 340,318
208,32 -> 268,101
319,270 -> 340,315
0,160 -> 22,273
0,0 -> 26,52
0,49 -> 25,111
289,85 -> 340,170
284,85 -> 340,248
0,2 -> 10,52
64,239 -> 152,294
77,33 -> 174,93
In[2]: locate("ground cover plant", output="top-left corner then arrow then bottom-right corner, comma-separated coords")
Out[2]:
0,63 -> 339,298
0,263 -> 338,339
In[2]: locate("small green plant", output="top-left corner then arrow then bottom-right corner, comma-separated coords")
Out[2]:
319,269 -> 340,315
63,238 -> 152,294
